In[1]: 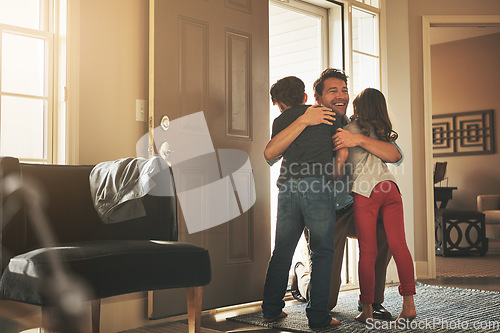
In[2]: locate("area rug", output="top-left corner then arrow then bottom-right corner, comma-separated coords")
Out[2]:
120,322 -> 222,333
228,283 -> 500,332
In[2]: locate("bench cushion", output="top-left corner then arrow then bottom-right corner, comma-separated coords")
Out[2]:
0,240 -> 211,305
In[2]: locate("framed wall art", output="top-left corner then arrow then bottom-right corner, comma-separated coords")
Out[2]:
432,109 -> 495,157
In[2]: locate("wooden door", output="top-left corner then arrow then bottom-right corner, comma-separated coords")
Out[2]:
148,0 -> 270,318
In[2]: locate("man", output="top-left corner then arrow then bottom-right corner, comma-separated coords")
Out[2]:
264,68 -> 403,320
262,76 -> 342,328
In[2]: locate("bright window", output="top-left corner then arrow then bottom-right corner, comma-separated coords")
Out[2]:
352,0 -> 380,9
269,1 -> 326,104
351,6 -> 380,97
0,0 -> 66,163
345,1 -> 381,288
269,0 -> 328,268
0,0 -> 42,30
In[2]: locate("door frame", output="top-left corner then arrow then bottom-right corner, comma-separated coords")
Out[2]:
421,14 -> 500,278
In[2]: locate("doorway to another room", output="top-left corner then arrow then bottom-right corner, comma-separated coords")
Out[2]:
422,16 -> 500,277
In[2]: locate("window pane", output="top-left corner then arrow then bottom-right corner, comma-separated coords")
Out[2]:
0,0 -> 41,30
352,52 -> 379,97
1,95 -> 45,159
269,2 -> 326,263
352,8 -> 377,55
269,4 -> 323,100
2,32 -> 45,96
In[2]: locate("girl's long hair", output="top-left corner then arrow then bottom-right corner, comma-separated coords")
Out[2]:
351,88 -> 398,142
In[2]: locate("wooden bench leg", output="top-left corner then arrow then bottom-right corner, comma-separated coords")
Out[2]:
42,299 -> 100,333
91,299 -> 101,333
186,286 -> 203,333
41,306 -> 52,333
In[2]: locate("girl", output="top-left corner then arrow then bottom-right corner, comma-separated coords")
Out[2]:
343,88 -> 416,324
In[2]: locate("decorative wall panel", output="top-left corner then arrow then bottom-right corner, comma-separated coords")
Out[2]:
176,168 -> 208,248
226,0 -> 252,14
226,30 -> 252,139
227,171 -> 254,264
179,17 -> 209,117
432,110 -> 495,157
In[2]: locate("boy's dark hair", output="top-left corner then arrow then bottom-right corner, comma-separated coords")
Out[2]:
313,68 -> 348,97
270,76 -> 305,107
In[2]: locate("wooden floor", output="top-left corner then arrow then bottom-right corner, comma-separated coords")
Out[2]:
419,253 -> 500,292
2,254 -> 498,333
175,253 -> 500,333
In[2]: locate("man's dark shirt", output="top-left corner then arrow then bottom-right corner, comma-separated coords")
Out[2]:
271,104 -> 341,187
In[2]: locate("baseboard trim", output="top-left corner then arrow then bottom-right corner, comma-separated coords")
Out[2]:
415,260 -> 434,279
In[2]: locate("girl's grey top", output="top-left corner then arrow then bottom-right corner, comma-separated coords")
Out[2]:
344,120 -> 397,198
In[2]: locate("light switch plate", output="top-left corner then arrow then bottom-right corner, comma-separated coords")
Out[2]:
136,99 -> 147,122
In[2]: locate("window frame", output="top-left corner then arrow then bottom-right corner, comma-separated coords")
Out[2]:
0,0 -> 66,164
345,0 -> 381,114
344,0 -> 382,290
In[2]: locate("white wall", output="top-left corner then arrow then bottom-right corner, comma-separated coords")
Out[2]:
77,0 -> 149,165
70,1 -> 151,331
382,0 -> 415,279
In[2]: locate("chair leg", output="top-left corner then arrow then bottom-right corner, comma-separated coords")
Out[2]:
91,299 -> 101,333
41,306 -> 52,333
186,286 -> 203,333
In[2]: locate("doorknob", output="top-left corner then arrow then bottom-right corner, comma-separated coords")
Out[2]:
161,115 -> 170,131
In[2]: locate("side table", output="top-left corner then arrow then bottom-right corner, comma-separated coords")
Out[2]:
435,208 -> 488,256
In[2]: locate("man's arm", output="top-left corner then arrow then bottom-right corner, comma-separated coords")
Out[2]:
333,128 -> 402,163
264,105 -> 336,162
334,147 -> 348,178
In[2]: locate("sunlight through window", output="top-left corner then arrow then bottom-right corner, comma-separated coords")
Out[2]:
0,0 -> 66,163
269,1 -> 327,267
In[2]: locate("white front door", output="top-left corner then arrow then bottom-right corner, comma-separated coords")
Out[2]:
148,0 -> 271,317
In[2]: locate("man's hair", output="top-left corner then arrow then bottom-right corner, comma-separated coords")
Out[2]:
313,68 -> 348,97
351,88 -> 398,142
270,76 -> 305,107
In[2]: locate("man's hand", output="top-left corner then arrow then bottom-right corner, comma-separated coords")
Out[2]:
302,104 -> 336,126
333,128 -> 361,150
264,105 -> 337,162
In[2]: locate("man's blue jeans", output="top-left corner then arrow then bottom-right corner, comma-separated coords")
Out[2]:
262,177 -> 336,328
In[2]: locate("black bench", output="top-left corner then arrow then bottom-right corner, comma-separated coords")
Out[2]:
0,156 -> 211,333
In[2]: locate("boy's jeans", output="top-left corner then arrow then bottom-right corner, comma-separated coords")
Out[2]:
262,177 -> 336,328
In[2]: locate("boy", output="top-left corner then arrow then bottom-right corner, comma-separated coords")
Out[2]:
261,76 -> 345,328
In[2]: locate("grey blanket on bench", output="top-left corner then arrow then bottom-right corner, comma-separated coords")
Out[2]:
89,156 -> 169,223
